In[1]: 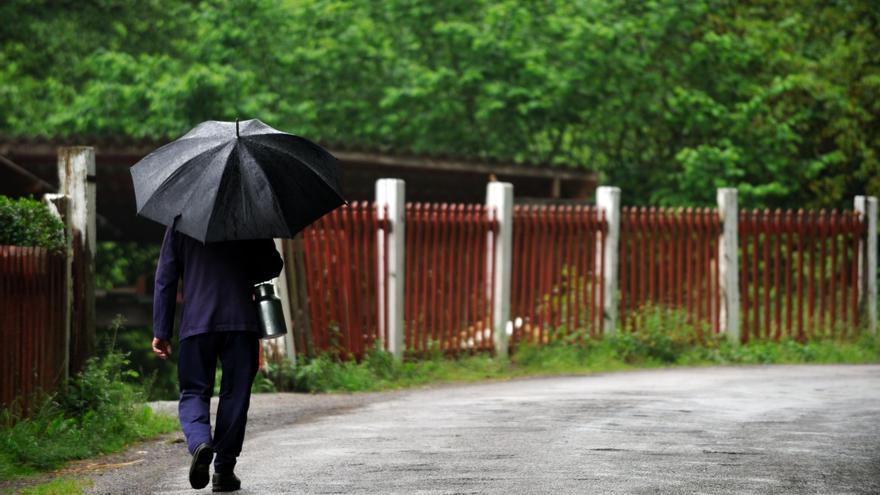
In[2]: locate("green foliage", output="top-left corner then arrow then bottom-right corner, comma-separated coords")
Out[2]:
262,306 -> 879,393
96,241 -> 160,291
609,308 -> 707,364
260,342 -> 507,393
98,323 -> 178,401
0,344 -> 177,480
96,317 -> 178,401
291,354 -> 377,393
2,1 -> 877,209
259,359 -> 296,393
0,195 -> 65,253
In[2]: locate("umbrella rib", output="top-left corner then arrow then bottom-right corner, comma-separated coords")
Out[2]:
243,136 -> 345,202
136,140 -> 228,196
239,146 -> 291,235
138,137 -> 225,167
193,143 -> 238,242
138,141 -> 231,223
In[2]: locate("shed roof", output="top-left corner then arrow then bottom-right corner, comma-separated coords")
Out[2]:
0,135 -> 595,180
0,135 -> 597,242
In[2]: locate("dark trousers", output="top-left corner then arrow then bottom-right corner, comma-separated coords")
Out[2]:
178,331 -> 259,473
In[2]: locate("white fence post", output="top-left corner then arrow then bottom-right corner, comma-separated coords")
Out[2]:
376,179 -> 406,360
717,188 -> 740,343
596,187 -> 621,335
855,196 -> 878,335
58,146 -> 97,361
486,182 -> 513,359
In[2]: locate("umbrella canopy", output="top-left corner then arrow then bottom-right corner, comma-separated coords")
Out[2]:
131,119 -> 345,242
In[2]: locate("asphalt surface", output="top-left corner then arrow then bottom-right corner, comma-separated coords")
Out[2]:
91,365 -> 878,494
82,392 -> 397,495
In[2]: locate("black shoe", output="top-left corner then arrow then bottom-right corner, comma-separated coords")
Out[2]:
189,443 -> 214,489
212,472 -> 241,492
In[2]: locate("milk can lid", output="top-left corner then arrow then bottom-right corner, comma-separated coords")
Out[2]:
254,282 -> 276,298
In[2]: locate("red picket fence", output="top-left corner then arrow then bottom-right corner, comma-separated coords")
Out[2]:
295,202 -> 386,359
293,202 -> 496,357
0,246 -> 67,410
739,209 -> 864,342
288,201 -> 871,358
404,203 -> 497,354
618,207 -> 722,334
510,205 -> 607,344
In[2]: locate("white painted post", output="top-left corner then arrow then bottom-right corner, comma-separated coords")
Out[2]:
717,188 -> 740,343
376,179 -> 406,359
855,196 -> 878,334
596,187 -> 621,335
486,182 -> 513,359
58,147 -> 97,360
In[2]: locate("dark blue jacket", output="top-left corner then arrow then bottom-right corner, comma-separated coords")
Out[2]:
152,228 -> 284,341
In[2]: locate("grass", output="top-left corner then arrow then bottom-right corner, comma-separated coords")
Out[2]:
0,347 -> 177,482
260,308 -> 880,393
16,478 -> 93,495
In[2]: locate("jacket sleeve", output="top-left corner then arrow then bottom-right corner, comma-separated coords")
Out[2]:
248,239 -> 284,284
152,227 -> 180,341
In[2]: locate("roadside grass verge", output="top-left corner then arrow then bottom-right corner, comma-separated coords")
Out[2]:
263,308 -> 879,393
16,478 -> 93,495
0,349 -> 177,482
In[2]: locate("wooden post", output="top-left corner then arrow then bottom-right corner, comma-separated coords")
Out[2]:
596,187 -> 621,335
43,193 -> 72,382
290,234 -> 313,358
486,182 -> 514,358
261,238 -> 296,366
58,147 -> 96,368
855,196 -> 878,334
717,188 -> 740,343
550,178 -> 562,199
376,179 -> 406,360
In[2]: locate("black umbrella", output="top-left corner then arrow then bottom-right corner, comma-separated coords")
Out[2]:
130,119 -> 345,242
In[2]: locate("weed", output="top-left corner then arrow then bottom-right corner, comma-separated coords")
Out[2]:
0,341 -> 176,480
256,306 -> 879,394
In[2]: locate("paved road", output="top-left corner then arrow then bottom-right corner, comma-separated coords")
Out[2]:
84,392 -> 396,495
115,365 -> 879,494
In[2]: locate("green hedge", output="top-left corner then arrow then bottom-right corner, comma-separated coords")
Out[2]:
0,196 -> 65,254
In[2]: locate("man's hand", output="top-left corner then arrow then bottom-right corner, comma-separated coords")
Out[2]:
152,338 -> 172,360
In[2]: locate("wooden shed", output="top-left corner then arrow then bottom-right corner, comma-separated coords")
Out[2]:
1,136 -> 597,243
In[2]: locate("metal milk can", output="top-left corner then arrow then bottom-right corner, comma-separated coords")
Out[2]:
254,282 -> 288,339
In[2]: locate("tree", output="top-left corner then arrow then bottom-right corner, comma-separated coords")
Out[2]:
1,0 -> 877,209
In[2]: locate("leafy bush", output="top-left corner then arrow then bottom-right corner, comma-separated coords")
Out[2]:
98,323 -> 179,401
610,307 -> 709,364
0,346 -> 176,480
96,241 -> 160,290
0,196 -> 65,253
292,354 -> 375,392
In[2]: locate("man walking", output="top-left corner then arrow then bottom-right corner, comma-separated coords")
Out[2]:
152,223 -> 283,492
